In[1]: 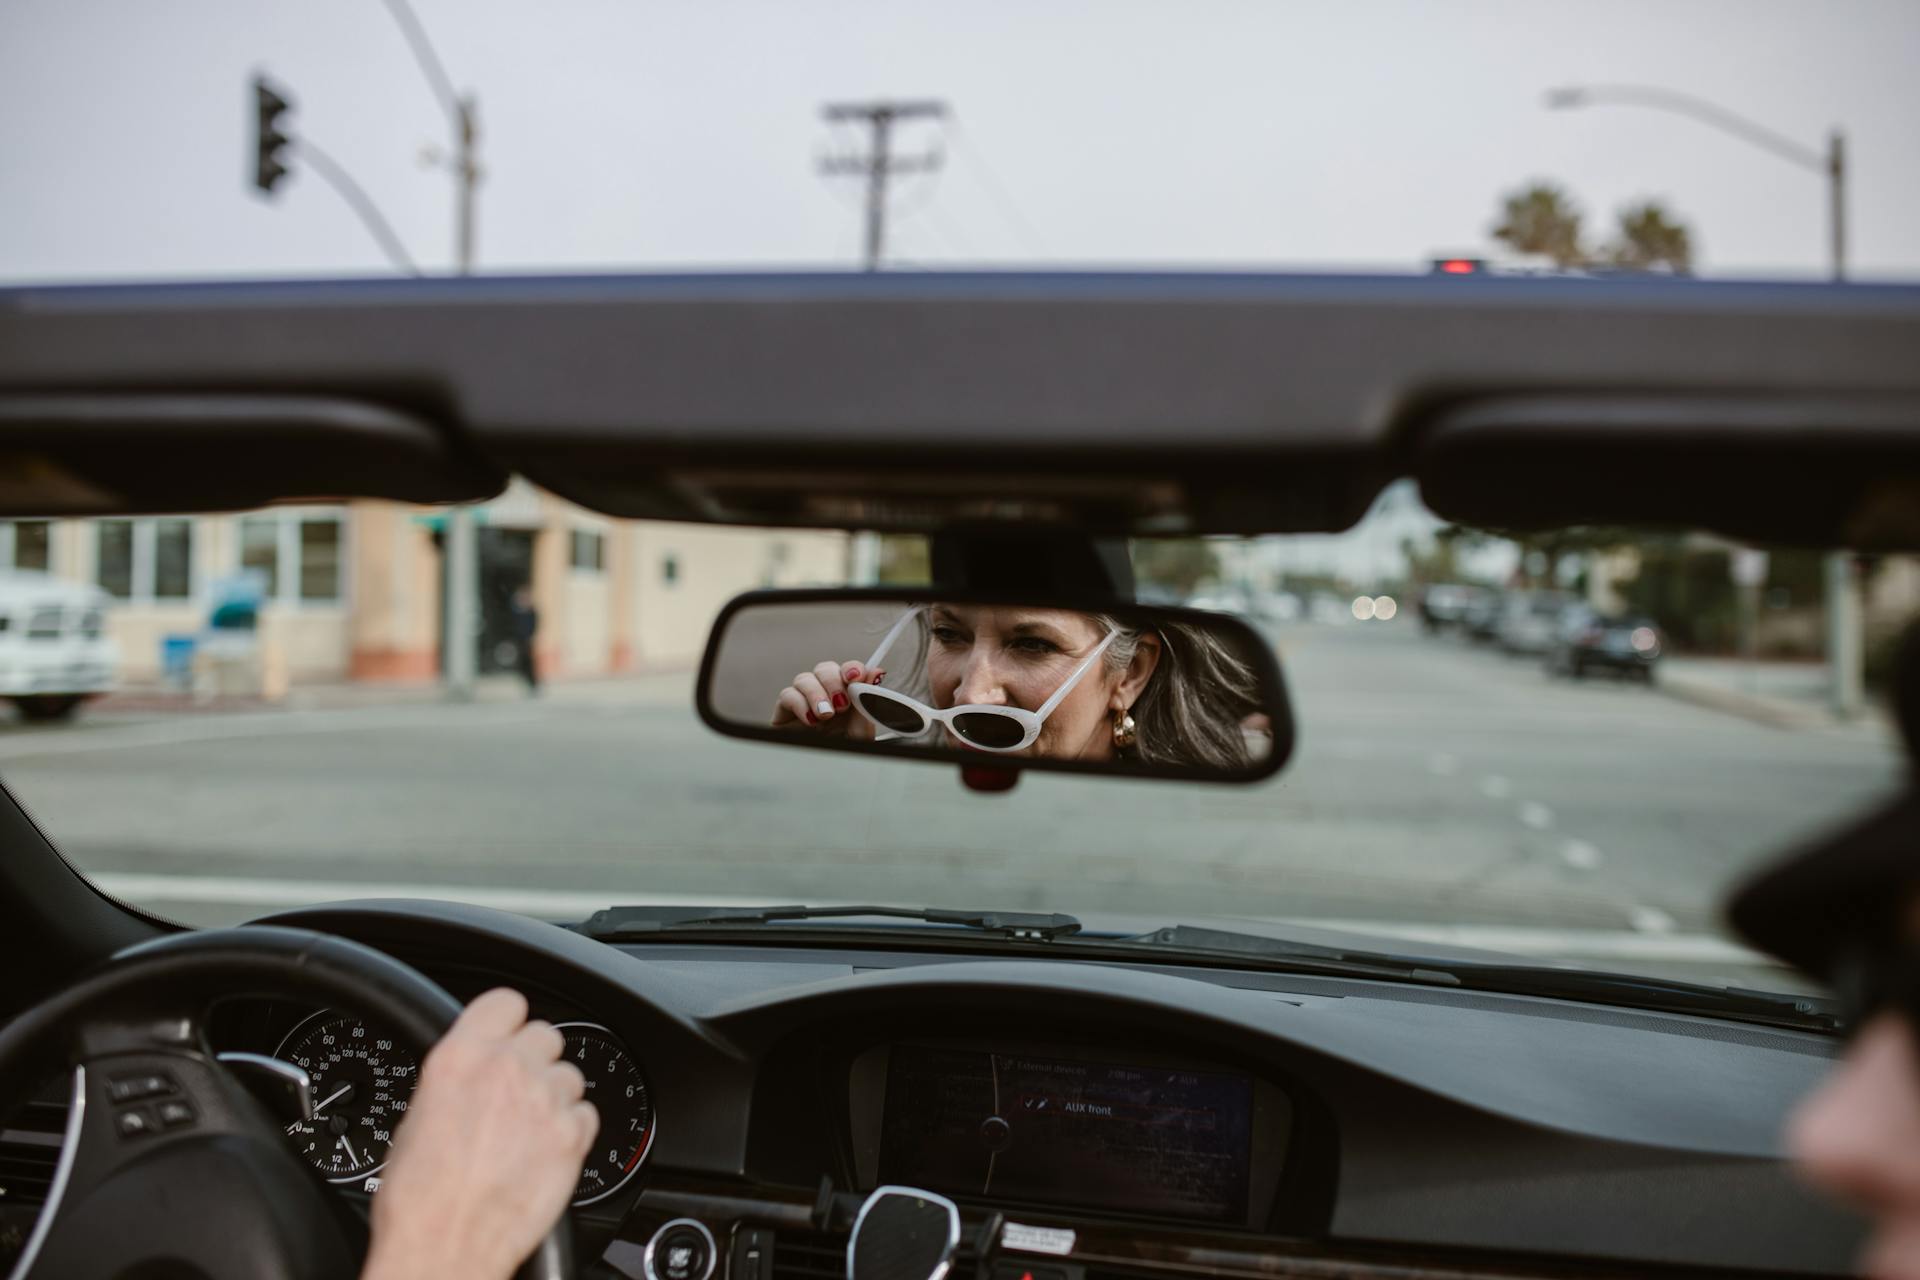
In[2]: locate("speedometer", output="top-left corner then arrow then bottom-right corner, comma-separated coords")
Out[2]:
556,1022 -> 655,1205
274,1010 -> 418,1184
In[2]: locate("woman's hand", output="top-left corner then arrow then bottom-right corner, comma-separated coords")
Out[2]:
360,988 -> 597,1280
771,660 -> 884,738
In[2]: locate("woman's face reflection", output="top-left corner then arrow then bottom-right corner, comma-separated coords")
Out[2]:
924,605 -> 1136,760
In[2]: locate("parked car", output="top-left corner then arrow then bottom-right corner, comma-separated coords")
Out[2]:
1496,590 -> 1579,656
0,571 -> 118,721
1417,583 -> 1490,634
1460,589 -> 1505,642
1547,605 -> 1663,681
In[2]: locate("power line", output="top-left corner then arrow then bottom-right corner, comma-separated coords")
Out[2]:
816,99 -> 948,269
946,118 -> 1047,259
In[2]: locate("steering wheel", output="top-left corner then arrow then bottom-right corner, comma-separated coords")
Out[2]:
0,925 -> 571,1280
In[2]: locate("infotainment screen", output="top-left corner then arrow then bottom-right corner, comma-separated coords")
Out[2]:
878,1045 -> 1256,1223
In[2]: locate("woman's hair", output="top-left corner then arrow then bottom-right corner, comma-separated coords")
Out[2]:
1095,615 -> 1264,772
883,606 -> 1263,772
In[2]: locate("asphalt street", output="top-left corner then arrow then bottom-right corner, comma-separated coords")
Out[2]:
1,619 -> 1905,983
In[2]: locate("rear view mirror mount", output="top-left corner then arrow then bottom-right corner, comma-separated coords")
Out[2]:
696,588 -> 1294,786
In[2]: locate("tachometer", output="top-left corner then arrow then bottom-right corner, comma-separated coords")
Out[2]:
556,1022 -> 655,1205
274,1009 -> 418,1184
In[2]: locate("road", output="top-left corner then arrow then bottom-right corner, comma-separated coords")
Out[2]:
0,619 -> 1904,982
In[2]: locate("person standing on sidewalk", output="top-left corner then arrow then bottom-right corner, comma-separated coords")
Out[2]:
509,585 -> 540,694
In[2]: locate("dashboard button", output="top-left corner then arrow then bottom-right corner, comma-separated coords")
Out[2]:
157,1099 -> 196,1128
642,1218 -> 716,1280
108,1073 -> 174,1102
115,1107 -> 157,1138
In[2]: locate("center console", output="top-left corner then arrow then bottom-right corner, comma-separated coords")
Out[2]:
849,1041 -> 1291,1231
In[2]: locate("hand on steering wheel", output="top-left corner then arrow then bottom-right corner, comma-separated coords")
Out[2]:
364,989 -> 597,1280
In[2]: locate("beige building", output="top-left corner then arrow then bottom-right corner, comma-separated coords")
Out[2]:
0,481 -> 847,690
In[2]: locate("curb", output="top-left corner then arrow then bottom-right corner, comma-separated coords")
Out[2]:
1654,674 -> 1839,730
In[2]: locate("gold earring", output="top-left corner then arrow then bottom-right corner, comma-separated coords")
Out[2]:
1112,710 -> 1137,751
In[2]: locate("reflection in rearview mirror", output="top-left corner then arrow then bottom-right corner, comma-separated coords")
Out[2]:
699,593 -> 1291,782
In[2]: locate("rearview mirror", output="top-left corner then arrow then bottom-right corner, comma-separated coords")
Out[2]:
697,590 -> 1292,783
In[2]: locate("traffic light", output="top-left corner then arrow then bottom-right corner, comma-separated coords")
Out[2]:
1429,257 -> 1489,276
252,76 -> 293,194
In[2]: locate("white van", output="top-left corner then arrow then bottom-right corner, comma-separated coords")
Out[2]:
0,571 -> 119,721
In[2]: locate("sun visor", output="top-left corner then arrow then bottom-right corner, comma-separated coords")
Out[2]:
0,393 -> 504,517
1414,394 -> 1920,549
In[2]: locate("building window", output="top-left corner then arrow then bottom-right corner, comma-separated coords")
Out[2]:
95,518 -> 197,602
95,521 -> 134,598
152,519 -> 194,600
236,509 -> 343,603
2,520 -> 51,573
240,515 -> 280,597
570,529 -> 605,573
299,519 -> 342,600
661,553 -> 679,586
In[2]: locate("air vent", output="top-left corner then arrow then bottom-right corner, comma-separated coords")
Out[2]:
769,1230 -> 846,1280
0,1101 -> 66,1209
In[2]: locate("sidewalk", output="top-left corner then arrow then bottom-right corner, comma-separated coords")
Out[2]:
1657,656 -> 1890,733
93,666 -> 696,715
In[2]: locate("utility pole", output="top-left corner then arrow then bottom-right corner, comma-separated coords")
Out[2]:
1820,127 -> 1864,717
818,100 -> 947,270
441,91 -> 482,698
1547,87 -> 1864,717
377,0 -> 485,698
819,100 -> 946,585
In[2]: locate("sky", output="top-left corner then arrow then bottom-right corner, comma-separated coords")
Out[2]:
3,0 -> 1918,284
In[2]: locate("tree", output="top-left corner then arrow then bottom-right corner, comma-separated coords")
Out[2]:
1605,200 -> 1693,273
1488,183 -> 1698,275
1491,182 -> 1587,267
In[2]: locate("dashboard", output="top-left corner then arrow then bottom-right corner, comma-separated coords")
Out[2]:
2,898 -> 1868,1280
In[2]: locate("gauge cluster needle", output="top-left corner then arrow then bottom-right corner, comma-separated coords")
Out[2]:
340,1134 -> 363,1168
313,1084 -> 351,1116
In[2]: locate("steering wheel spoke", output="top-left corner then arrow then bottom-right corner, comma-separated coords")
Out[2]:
16,1040 -> 362,1280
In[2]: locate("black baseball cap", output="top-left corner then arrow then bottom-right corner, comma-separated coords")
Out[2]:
1728,624 -> 1920,980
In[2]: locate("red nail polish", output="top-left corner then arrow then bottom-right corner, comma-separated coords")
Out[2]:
806,711 -> 819,725
832,692 -> 847,710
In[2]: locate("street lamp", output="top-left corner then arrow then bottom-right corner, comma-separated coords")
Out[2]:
1546,84 -> 1862,717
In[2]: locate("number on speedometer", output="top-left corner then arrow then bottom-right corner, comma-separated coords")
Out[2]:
556,1022 -> 654,1205
274,1010 -> 418,1184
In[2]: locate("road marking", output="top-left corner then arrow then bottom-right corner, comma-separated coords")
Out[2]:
1629,905 -> 1677,935
1560,840 -> 1603,870
1518,802 -> 1554,830
1427,753 -> 1457,776
1479,775 -> 1512,799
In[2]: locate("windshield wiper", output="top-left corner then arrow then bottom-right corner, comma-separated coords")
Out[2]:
1434,963 -> 1841,1032
1124,924 -> 1840,1032
581,903 -> 1084,942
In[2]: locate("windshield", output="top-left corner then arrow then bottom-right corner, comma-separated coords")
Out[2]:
2,498 -> 1912,992
4,2 -> 1918,1000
